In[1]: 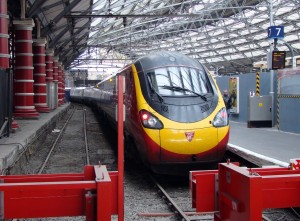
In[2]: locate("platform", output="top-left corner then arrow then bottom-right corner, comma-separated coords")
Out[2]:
228,121 -> 300,167
0,103 -> 70,173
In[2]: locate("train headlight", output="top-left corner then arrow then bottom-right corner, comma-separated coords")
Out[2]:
212,107 -> 228,127
139,110 -> 163,129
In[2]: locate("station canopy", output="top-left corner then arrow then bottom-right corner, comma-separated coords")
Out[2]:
23,0 -> 300,75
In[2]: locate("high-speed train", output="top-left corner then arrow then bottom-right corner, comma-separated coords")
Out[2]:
70,51 -> 229,174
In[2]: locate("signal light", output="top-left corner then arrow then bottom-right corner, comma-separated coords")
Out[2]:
142,113 -> 149,120
139,110 -> 163,129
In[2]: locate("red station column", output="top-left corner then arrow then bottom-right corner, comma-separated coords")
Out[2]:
45,48 -> 54,110
33,38 -> 50,112
61,69 -> 65,104
57,61 -> 63,106
0,0 -> 9,68
53,57 -> 58,109
13,19 -> 39,118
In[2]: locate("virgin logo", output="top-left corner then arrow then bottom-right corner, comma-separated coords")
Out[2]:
185,132 -> 195,142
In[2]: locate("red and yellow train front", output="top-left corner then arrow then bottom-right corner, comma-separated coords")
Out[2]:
138,103 -> 229,174
129,54 -> 229,174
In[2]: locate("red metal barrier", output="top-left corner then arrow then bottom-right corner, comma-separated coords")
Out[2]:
0,165 -> 118,220
190,161 -> 300,221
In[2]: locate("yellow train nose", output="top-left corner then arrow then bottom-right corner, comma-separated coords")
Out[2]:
159,127 -> 219,155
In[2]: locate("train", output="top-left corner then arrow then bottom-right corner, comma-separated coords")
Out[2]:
70,51 -> 229,174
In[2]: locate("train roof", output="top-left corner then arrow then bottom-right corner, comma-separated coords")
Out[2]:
134,51 -> 204,72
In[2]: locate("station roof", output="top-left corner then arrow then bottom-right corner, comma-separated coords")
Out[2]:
8,0 -> 300,75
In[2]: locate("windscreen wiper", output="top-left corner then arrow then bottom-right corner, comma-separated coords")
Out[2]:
149,84 -> 164,103
161,85 -> 207,101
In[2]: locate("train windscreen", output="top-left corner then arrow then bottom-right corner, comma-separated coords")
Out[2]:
146,67 -> 212,97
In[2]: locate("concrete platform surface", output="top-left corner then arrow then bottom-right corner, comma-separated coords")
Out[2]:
0,103 -> 70,173
228,121 -> 300,167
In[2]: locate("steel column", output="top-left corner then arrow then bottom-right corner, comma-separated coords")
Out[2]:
13,19 -> 39,118
0,0 -> 9,68
53,57 -> 59,108
45,48 -> 54,109
33,38 -> 50,112
45,49 -> 54,82
117,75 -> 124,221
61,69 -> 65,104
57,61 -> 63,105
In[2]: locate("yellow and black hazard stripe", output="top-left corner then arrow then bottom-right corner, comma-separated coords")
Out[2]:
255,71 -> 260,96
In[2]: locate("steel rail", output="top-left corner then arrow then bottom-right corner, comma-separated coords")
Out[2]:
83,109 -> 90,165
150,175 -> 191,221
37,107 -> 76,174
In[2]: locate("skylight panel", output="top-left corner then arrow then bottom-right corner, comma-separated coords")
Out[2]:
203,0 -> 218,4
223,19 -> 236,26
233,22 -> 245,29
225,54 -> 244,60
91,18 -> 101,27
291,43 -> 300,49
103,25 -> 112,33
219,48 -> 237,55
234,38 -> 247,44
208,57 -> 224,63
248,50 -> 266,58
236,45 -> 249,51
93,0 -> 106,11
210,38 -> 219,43
284,25 -> 295,33
258,41 -> 269,47
286,13 -> 300,20
243,9 -> 256,17
111,6 -> 122,13
203,25 -> 215,32
188,31 -> 199,37
253,34 -> 266,40
120,7 -> 132,15
251,18 -> 266,25
239,29 -> 250,35
284,35 -> 298,41
189,4 -> 204,13
213,29 -> 225,35
89,31 -> 98,38
275,6 -> 293,16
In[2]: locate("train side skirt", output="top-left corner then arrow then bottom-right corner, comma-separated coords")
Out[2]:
190,159 -> 300,221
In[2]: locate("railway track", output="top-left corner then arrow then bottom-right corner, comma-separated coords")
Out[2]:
37,105 -> 93,174
149,175 -> 214,221
8,103 -> 117,174
8,104 -> 117,220
5,104 -> 300,221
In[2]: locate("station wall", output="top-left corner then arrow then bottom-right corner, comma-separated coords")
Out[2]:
215,72 -> 278,124
216,71 -> 300,134
277,68 -> 300,134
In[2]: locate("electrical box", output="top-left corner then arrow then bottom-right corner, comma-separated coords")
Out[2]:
248,95 -> 272,127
